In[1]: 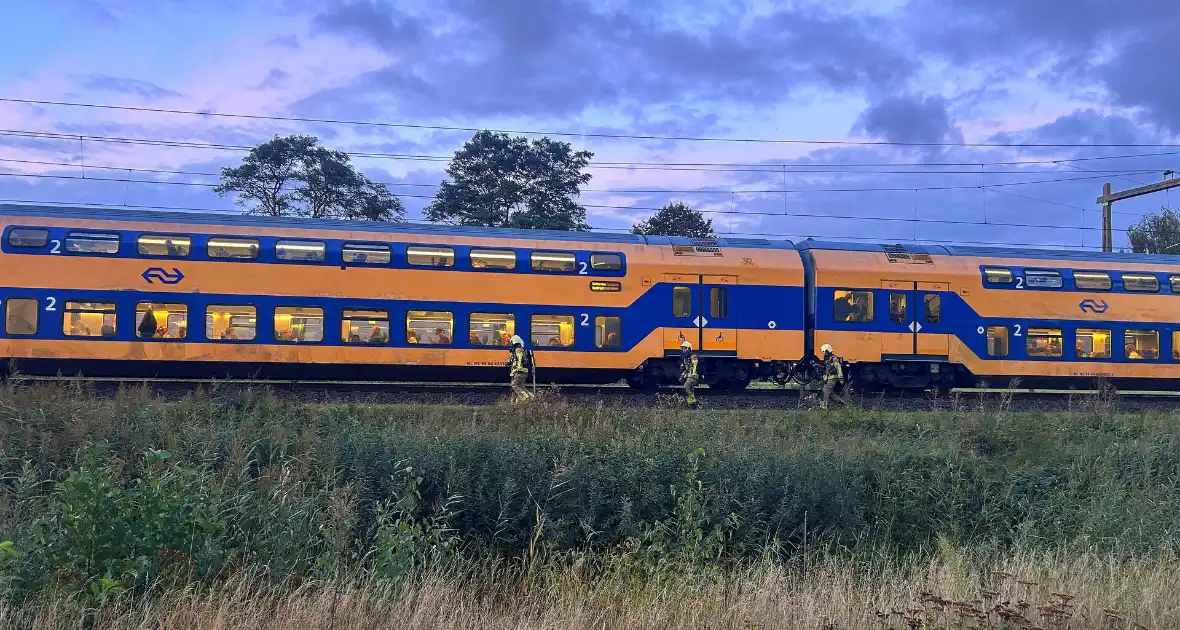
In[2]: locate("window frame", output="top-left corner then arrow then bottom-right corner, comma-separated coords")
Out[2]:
1023,269 -> 1063,289
832,289 -> 874,323
406,245 -> 456,268
530,313 -> 576,349
341,308 -> 391,344
985,325 -> 1009,358
1025,327 -> 1064,358
4,297 -> 38,336
205,304 -> 258,342
6,227 -> 50,248
594,315 -> 622,350
1075,328 -> 1112,359
983,267 -> 1014,284
1073,271 -> 1112,291
1170,275 -> 1180,294
672,286 -> 692,317
468,312 -> 516,347
590,252 -> 624,272
469,248 -> 517,270
1122,273 -> 1160,293
65,231 -> 121,256
275,240 -> 327,263
709,287 -> 729,319
273,306 -> 325,343
530,250 -> 577,273
137,234 -> 192,258
888,292 -> 908,324
1124,329 -> 1160,360
206,237 -> 261,260
134,302 -> 189,340
62,300 -> 118,338
405,310 -> 455,346
922,293 -> 941,324
342,242 -> 392,266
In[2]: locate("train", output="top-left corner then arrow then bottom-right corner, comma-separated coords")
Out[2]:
1,201 -> 1179,392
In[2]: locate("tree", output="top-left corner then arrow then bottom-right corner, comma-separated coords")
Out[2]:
425,130 -> 593,231
215,135 -> 405,222
1127,206 -> 1180,253
631,201 -> 715,239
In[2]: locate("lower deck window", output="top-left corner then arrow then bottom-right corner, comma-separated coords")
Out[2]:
531,314 -> 575,348
407,310 -> 452,345
64,302 -> 117,337
206,305 -> 257,341
136,303 -> 188,339
833,290 -> 873,322
5,299 -> 38,335
986,326 -> 1008,357
274,307 -> 324,342
1026,328 -> 1062,357
470,312 -> 515,346
1076,329 -> 1111,359
342,309 -> 389,344
1125,330 -> 1159,359
595,316 -> 621,349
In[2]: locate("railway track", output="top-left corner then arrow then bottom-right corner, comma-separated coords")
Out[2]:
8,375 -> 1180,412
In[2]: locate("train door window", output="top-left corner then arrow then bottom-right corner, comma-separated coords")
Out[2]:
138,235 -> 192,257
888,293 -> 907,323
470,248 -> 516,270
1025,328 -> 1063,358
531,251 -> 576,273
595,316 -> 621,349
343,243 -> 391,265
276,240 -> 326,263
1024,270 -> 1063,288
7,228 -> 49,248
4,298 -> 37,336
342,309 -> 390,344
406,310 -> 453,345
590,253 -> 623,271
63,302 -> 117,337
833,290 -> 873,323
135,303 -> 188,339
673,287 -> 692,317
469,312 -> 515,347
923,294 -> 940,324
65,232 -> 120,255
274,307 -> 324,342
206,305 -> 257,341
407,246 -> 455,268
207,237 -> 260,260
1076,329 -> 1111,359
1173,331 -> 1180,359
1125,330 -> 1159,360
983,268 -> 1013,284
1074,271 -> 1112,291
985,326 -> 1008,357
531,314 -> 575,348
1123,273 -> 1160,292
709,287 -> 728,319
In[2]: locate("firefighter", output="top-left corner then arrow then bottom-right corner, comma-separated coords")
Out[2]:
819,343 -> 847,410
680,340 -> 699,409
508,335 -> 534,402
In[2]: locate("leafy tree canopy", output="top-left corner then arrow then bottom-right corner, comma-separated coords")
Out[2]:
1128,206 -> 1180,254
631,201 -> 715,239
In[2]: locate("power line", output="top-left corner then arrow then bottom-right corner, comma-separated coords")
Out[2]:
4,97 -> 1180,149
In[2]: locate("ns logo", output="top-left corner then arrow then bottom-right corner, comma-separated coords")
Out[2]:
1078,298 -> 1109,314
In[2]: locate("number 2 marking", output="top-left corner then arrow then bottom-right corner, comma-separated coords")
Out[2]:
578,261 -> 588,275
580,313 -> 590,326
45,297 -> 57,312
1015,277 -> 1024,289
50,240 -> 61,254
1013,324 -> 1022,337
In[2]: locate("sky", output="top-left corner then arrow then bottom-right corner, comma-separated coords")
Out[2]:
1,0 -> 1178,250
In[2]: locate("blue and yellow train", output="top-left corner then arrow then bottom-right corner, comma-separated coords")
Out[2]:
2,202 -> 1178,392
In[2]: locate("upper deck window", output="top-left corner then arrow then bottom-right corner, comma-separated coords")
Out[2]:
531,251 -> 576,273
406,245 -> 455,268
1024,269 -> 1063,289
276,240 -> 326,262
1123,273 -> 1160,292
1074,271 -> 1112,291
590,253 -> 623,271
138,234 -> 191,257
207,237 -> 259,260
66,232 -> 120,255
343,243 -> 391,265
7,228 -> 49,248
983,268 -> 1013,284
470,248 -> 516,270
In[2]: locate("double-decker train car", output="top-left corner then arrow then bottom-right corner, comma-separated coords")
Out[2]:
0,203 -> 806,388
805,241 -> 1180,391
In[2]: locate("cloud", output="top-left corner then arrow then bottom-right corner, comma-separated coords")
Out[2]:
255,68 -> 292,90
268,34 -> 301,49
80,75 -> 183,100
855,94 -> 962,144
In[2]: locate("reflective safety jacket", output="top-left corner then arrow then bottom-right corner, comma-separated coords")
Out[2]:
822,355 -> 845,382
681,353 -> 699,381
509,347 -> 531,376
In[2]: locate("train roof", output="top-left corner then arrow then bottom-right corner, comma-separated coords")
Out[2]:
797,239 -> 1180,266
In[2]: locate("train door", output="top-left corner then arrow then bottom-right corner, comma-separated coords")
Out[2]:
663,274 -> 738,353
881,281 -> 949,356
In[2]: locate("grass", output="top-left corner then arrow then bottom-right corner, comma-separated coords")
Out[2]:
0,381 -> 1178,628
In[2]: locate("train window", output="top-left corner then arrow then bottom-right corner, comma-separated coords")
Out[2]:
531,251 -> 576,273
470,313 -> 516,346
138,234 -> 191,257
343,243 -> 391,265
207,237 -> 259,260
1125,330 -> 1159,360
709,287 -> 729,319
407,246 -> 455,268
206,305 -> 257,341
65,232 -> 120,255
595,316 -> 621,349
470,248 -> 516,270
1074,271 -> 1112,291
833,290 -> 873,323
406,310 -> 453,345
888,293 -> 907,324
63,301 -> 117,338
274,306 -> 324,342
135,303 -> 188,339
1026,328 -> 1063,358
590,281 -> 622,292
986,326 -> 1008,357
1174,332 -> 1180,360
591,253 -> 623,271
531,314 -> 575,348
1024,270 -> 1063,288
1171,276 -> 1180,293
342,309 -> 390,344
4,298 -> 37,336
1123,273 -> 1160,292
276,240 -> 326,263
923,294 -> 941,324
1076,328 -> 1112,359
673,287 -> 692,317
7,228 -> 49,248
983,268 -> 1013,284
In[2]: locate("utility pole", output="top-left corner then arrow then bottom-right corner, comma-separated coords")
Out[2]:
1097,173 -> 1180,252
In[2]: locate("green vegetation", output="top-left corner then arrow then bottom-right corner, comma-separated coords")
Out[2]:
1,384 -> 1179,627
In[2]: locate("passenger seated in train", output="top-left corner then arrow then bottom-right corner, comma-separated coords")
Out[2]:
434,327 -> 451,345
1126,343 -> 1143,360
407,329 -> 419,344
833,293 -> 854,321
